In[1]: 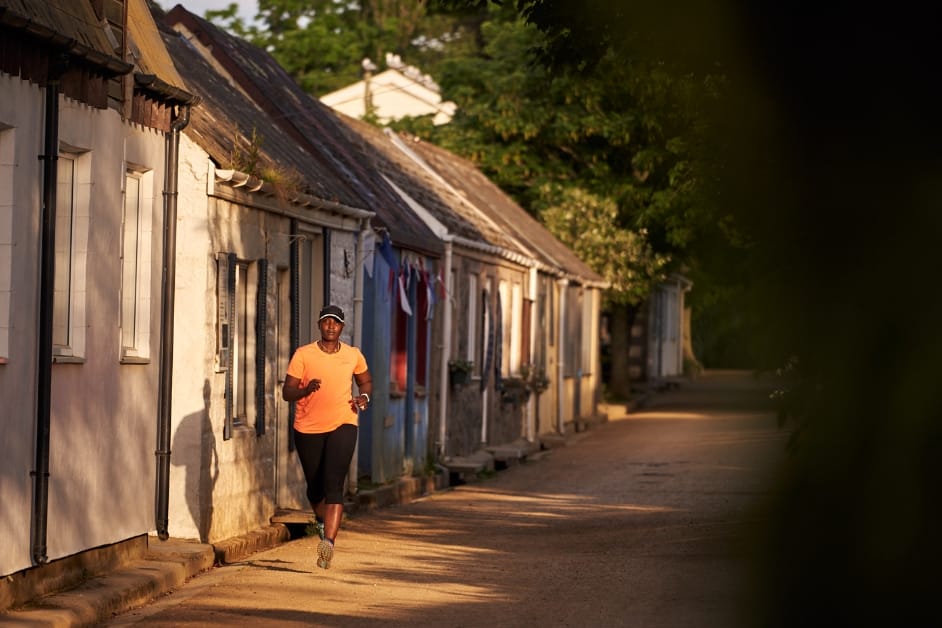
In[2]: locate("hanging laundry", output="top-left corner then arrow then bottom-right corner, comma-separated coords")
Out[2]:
362,229 -> 376,278
398,268 -> 413,316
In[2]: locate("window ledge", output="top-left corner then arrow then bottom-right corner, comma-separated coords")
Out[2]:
120,356 -> 151,365
52,355 -> 85,364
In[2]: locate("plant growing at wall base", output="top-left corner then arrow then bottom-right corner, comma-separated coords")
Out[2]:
448,359 -> 474,386
520,364 -> 550,396
499,377 -> 530,405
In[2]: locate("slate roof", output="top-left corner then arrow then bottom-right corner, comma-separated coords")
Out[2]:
0,0 -> 132,88
404,137 -> 606,284
1,0 -> 192,113
336,114 -> 528,256
163,4 -> 441,257
0,0 -> 129,73
160,26 -> 347,203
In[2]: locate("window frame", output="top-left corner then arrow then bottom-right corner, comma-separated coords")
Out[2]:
563,285 -> 583,377
296,227 -> 325,347
52,147 -> 90,361
581,287 -> 594,375
218,253 -> 267,439
466,272 -> 478,374
510,280 -> 522,374
119,165 -> 154,362
0,125 -> 13,363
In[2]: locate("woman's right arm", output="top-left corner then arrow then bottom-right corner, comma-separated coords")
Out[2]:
282,374 -> 320,402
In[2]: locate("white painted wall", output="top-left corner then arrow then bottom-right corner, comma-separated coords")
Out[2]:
0,72 -> 169,575
166,134 -> 361,543
166,135 -> 215,540
0,72 -> 45,577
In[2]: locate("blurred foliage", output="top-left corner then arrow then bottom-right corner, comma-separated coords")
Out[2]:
481,1 -> 942,626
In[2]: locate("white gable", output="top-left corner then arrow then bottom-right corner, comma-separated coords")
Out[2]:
320,55 -> 456,126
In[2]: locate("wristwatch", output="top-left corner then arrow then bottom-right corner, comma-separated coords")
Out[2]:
360,393 -> 370,404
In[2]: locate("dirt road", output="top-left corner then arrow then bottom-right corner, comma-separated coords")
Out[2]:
105,370 -> 788,627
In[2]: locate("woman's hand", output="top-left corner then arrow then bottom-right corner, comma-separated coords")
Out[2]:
282,375 -> 319,402
349,393 -> 369,412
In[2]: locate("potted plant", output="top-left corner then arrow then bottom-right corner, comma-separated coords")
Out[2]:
521,364 -> 550,396
448,359 -> 474,386
499,377 -> 531,405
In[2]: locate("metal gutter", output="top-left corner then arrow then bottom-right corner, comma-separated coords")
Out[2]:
212,168 -> 375,221
134,73 -> 201,105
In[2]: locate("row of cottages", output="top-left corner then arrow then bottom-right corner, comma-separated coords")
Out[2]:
164,7 -> 609,483
0,0 -> 608,592
403,136 -> 610,448
326,57 -> 695,392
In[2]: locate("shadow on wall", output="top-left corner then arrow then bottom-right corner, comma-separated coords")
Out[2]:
171,380 -> 218,542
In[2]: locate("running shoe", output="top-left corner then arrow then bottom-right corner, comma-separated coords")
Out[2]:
311,519 -> 325,540
316,538 -> 334,569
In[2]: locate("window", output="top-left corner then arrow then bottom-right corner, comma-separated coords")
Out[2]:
296,228 -> 325,346
542,275 -> 555,348
521,297 -> 532,371
415,269 -> 430,387
480,277 -> 493,380
563,285 -> 583,377
232,261 -> 252,423
0,126 -> 13,362
53,148 -> 90,360
217,253 -> 268,438
581,288 -> 594,374
498,280 -> 510,375
448,267 -> 458,359
534,277 -> 550,368
495,279 -> 524,375
510,281 -> 522,373
120,167 -> 154,361
465,273 -> 478,373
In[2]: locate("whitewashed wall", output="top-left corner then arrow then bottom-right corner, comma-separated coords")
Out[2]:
166,135 -> 361,543
0,72 -> 45,577
0,72 -> 169,575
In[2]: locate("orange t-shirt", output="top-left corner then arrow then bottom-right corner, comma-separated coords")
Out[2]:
286,342 -> 369,434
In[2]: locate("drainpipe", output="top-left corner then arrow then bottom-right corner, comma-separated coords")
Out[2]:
31,56 -> 67,566
437,240 -> 454,458
480,289 -> 492,446
526,265 -> 537,443
347,218 -> 369,494
556,278 -> 569,434
155,104 -> 191,540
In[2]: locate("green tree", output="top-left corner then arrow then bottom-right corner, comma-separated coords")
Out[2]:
432,1 -> 764,372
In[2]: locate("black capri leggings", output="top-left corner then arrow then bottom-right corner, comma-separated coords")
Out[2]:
294,424 -> 358,505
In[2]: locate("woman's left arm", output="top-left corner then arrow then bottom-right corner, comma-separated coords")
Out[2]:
353,370 -> 373,409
